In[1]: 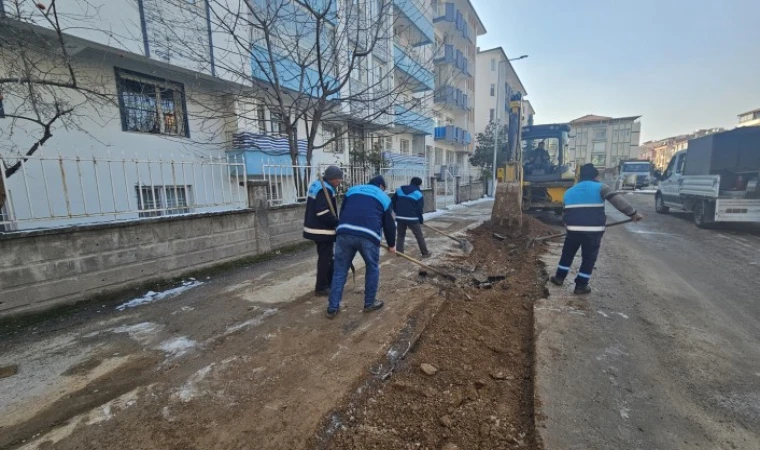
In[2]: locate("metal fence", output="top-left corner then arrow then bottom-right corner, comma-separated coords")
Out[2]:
261,163 -> 430,206
1,153 -> 247,231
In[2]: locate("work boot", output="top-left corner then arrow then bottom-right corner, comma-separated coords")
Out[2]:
363,300 -> 385,313
326,308 -> 340,319
574,285 -> 592,295
314,289 -> 330,297
549,276 -> 565,286
421,251 -> 433,259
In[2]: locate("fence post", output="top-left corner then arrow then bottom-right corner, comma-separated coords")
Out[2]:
429,176 -> 437,211
455,176 -> 462,204
246,180 -> 272,254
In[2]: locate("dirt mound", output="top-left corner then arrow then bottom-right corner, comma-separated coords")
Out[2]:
320,217 -> 549,450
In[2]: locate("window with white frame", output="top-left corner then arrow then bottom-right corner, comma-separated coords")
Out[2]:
136,185 -> 192,217
435,147 -> 443,165
592,141 -> 606,154
384,136 -> 393,151
490,109 -> 495,122
490,84 -> 495,96
400,139 -> 410,154
256,103 -> 267,133
593,127 -> 607,140
491,59 -> 496,71
270,111 -> 286,136
116,68 -> 188,137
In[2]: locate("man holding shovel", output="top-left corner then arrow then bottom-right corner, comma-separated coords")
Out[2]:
327,175 -> 396,319
303,166 -> 343,297
550,163 -> 644,294
392,177 -> 431,258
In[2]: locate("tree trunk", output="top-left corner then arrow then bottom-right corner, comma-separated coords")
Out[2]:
0,173 -> 6,212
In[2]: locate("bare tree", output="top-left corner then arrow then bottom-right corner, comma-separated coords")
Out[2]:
0,0 -> 114,209
155,0 -> 439,189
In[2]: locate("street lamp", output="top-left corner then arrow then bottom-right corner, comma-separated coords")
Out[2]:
491,55 -> 528,195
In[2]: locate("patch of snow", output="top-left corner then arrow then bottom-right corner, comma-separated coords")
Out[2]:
422,210 -> 448,221
614,312 -> 630,319
619,407 -> 631,420
157,337 -> 197,357
177,364 -> 215,402
111,322 -> 160,346
597,311 -> 610,318
115,280 -> 204,311
224,308 -> 278,335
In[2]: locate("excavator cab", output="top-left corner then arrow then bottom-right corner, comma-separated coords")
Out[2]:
518,124 -> 575,212
521,124 -> 573,182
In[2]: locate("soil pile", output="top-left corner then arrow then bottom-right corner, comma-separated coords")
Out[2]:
322,218 -> 550,450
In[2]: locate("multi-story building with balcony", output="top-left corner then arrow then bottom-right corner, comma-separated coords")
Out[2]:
428,0 -> 486,180
473,47 -> 529,139
0,0 -> 434,229
567,114 -> 642,169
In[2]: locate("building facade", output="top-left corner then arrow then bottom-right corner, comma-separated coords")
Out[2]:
567,114 -> 642,169
738,108 -> 760,127
0,0 -> 437,229
473,47 -> 530,139
427,0 -> 486,180
640,128 -> 724,170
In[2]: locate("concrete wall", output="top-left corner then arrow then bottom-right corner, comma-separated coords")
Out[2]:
456,180 -> 485,204
421,188 -> 436,213
0,187 -> 306,318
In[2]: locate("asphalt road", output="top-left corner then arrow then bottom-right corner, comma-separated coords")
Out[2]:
535,193 -> 760,450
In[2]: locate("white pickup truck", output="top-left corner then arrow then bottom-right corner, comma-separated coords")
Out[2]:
655,127 -> 760,228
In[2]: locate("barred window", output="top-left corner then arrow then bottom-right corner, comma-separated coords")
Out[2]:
116,69 -> 188,137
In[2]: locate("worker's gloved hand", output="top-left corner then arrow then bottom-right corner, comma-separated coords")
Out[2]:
387,246 -> 397,254
631,212 -> 644,222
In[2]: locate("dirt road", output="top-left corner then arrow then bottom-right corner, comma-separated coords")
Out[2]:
0,201 -> 492,450
536,193 -> 760,450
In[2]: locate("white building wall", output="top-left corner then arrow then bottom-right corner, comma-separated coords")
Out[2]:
1,50 -> 246,230
567,118 -> 642,169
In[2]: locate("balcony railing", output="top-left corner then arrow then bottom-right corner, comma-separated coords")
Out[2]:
433,44 -> 470,77
434,86 -> 469,111
394,105 -> 434,135
393,0 -> 435,46
251,46 -> 339,99
434,126 -> 471,145
433,3 -> 473,44
394,43 -> 434,92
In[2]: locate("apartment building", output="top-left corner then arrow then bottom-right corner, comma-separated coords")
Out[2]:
428,0 -> 486,179
567,114 -> 642,169
473,47 -> 530,138
738,108 -> 760,128
641,128 -> 725,170
0,0 -> 433,229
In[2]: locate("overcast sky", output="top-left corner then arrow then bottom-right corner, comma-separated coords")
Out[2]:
472,0 -> 760,142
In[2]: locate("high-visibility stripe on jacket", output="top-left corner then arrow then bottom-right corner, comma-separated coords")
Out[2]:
303,180 -> 338,242
337,183 -> 396,247
563,181 -> 607,232
392,185 -> 424,224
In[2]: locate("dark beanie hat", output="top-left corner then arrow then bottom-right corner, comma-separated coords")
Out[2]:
323,165 -> 343,181
410,177 -> 423,186
369,175 -> 387,189
579,163 -> 599,181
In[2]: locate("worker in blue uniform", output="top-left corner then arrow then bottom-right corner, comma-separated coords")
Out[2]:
392,177 -> 431,257
303,166 -> 343,296
327,175 -> 396,318
551,164 -> 644,294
